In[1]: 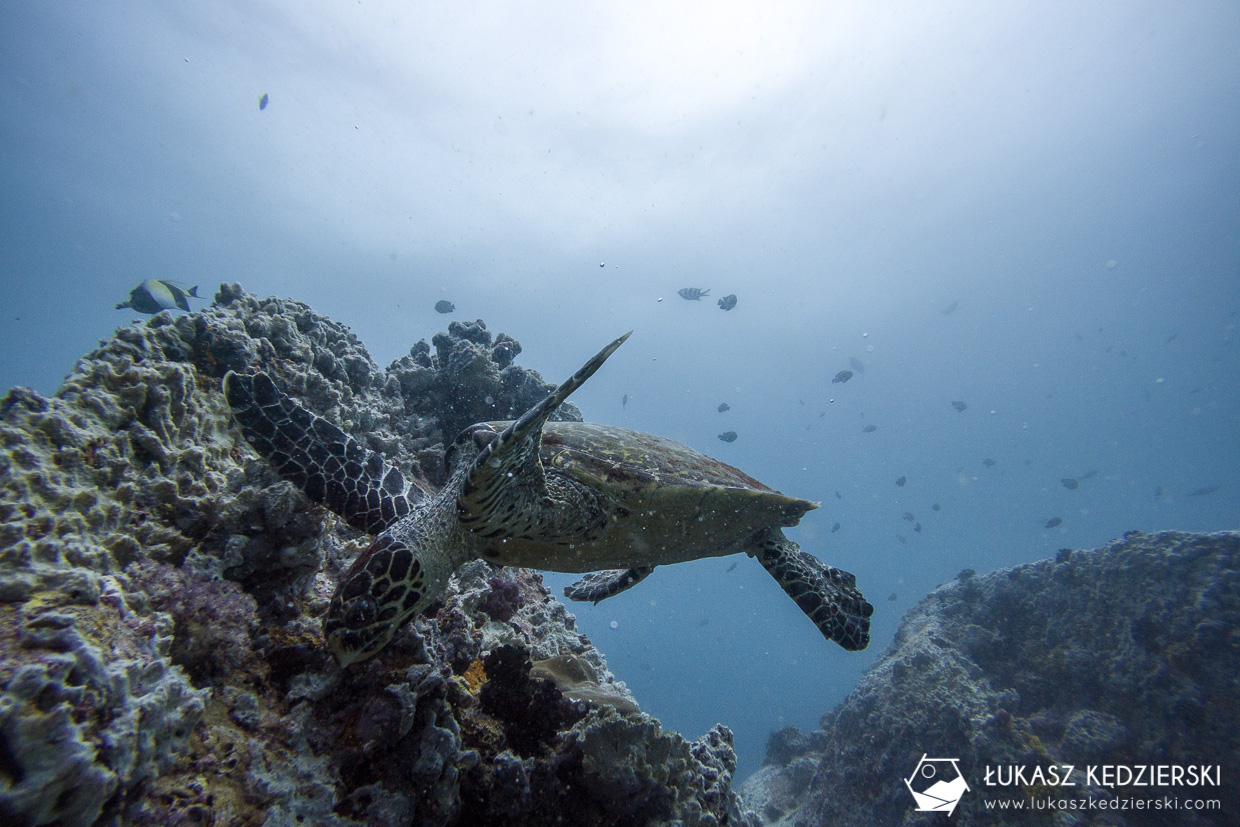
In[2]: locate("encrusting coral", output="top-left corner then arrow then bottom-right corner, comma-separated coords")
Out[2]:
0,284 -> 757,826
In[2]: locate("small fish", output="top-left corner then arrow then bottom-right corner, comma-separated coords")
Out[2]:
1045,517 -> 1063,528
932,503 -> 941,511
831,522 -> 841,533
832,370 -> 854,384
434,300 -> 455,314
895,476 -> 906,487
717,294 -> 737,311
903,512 -> 915,522
1188,485 -> 1221,497
849,357 -> 865,373
952,400 -> 968,412
717,402 -> 730,413
941,299 -> 959,315
887,592 -> 898,602
116,280 -> 199,314
259,92 -> 269,110
622,394 -> 628,408
678,287 -> 710,301
717,431 -> 738,443
983,458 -> 996,467
726,561 -> 738,572
1061,478 -> 1080,490
862,424 -> 877,433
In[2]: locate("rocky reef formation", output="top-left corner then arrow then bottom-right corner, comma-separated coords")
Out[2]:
741,530 -> 1239,826
0,284 -> 757,826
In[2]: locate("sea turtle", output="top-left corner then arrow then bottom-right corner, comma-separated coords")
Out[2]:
223,332 -> 872,667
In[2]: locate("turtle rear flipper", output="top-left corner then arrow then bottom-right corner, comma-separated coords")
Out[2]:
459,332 -> 630,538
749,528 -> 872,651
224,371 -> 425,534
564,566 -> 655,604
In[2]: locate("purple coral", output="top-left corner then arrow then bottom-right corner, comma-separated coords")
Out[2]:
127,560 -> 257,683
479,576 -> 521,623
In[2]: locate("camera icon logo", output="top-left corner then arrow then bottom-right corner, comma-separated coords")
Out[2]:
904,754 -> 970,815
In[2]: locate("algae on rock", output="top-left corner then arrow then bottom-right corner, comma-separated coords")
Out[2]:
741,530 -> 1240,827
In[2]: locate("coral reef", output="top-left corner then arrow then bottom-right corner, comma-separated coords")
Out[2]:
0,285 -> 755,826
740,530 -> 1239,826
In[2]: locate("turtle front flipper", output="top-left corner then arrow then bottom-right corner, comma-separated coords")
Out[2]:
458,332 -> 630,539
749,528 -> 873,651
224,371 -> 425,534
564,566 -> 655,604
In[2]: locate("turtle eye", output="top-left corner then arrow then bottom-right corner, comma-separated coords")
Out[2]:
344,595 -> 378,629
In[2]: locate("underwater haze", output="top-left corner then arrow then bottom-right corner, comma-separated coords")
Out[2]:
2,0 -> 1238,781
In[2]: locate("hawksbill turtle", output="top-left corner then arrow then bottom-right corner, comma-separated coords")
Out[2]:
223,333 -> 872,667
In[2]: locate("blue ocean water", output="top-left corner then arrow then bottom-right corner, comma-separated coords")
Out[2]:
2,1 -> 1237,781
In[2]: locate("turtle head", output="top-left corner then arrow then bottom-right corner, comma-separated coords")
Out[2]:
323,533 -> 434,667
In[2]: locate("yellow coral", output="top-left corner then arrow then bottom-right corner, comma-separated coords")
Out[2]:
462,658 -> 488,694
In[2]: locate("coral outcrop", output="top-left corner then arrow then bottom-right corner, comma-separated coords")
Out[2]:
0,285 -> 757,826
741,530 -> 1239,826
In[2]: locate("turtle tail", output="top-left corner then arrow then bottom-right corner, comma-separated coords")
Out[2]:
750,528 -> 873,651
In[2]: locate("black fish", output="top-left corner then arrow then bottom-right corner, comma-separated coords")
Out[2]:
941,299 -> 959,315
678,287 -> 710,300
903,512 -> 915,522
1188,485 -> 1221,496
913,523 -> 922,532
887,593 -> 898,602
1045,517 -> 1063,528
831,522 -> 841,533
622,394 -> 628,408
895,476 -> 906,487
832,370 -> 854,384
932,503 -> 941,511
835,491 -> 842,499
259,92 -> 269,110
1061,478 -> 1080,490
434,300 -> 455,313
849,357 -> 865,373
983,458 -> 996,467
1080,469 -> 1099,480
717,402 -> 730,413
717,431 -> 738,443
726,561 -> 738,572
952,400 -> 968,412
116,280 -> 199,314
717,294 -> 737,311
862,424 -> 877,433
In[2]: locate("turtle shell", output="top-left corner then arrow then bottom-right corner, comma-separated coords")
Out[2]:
490,421 -> 818,571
